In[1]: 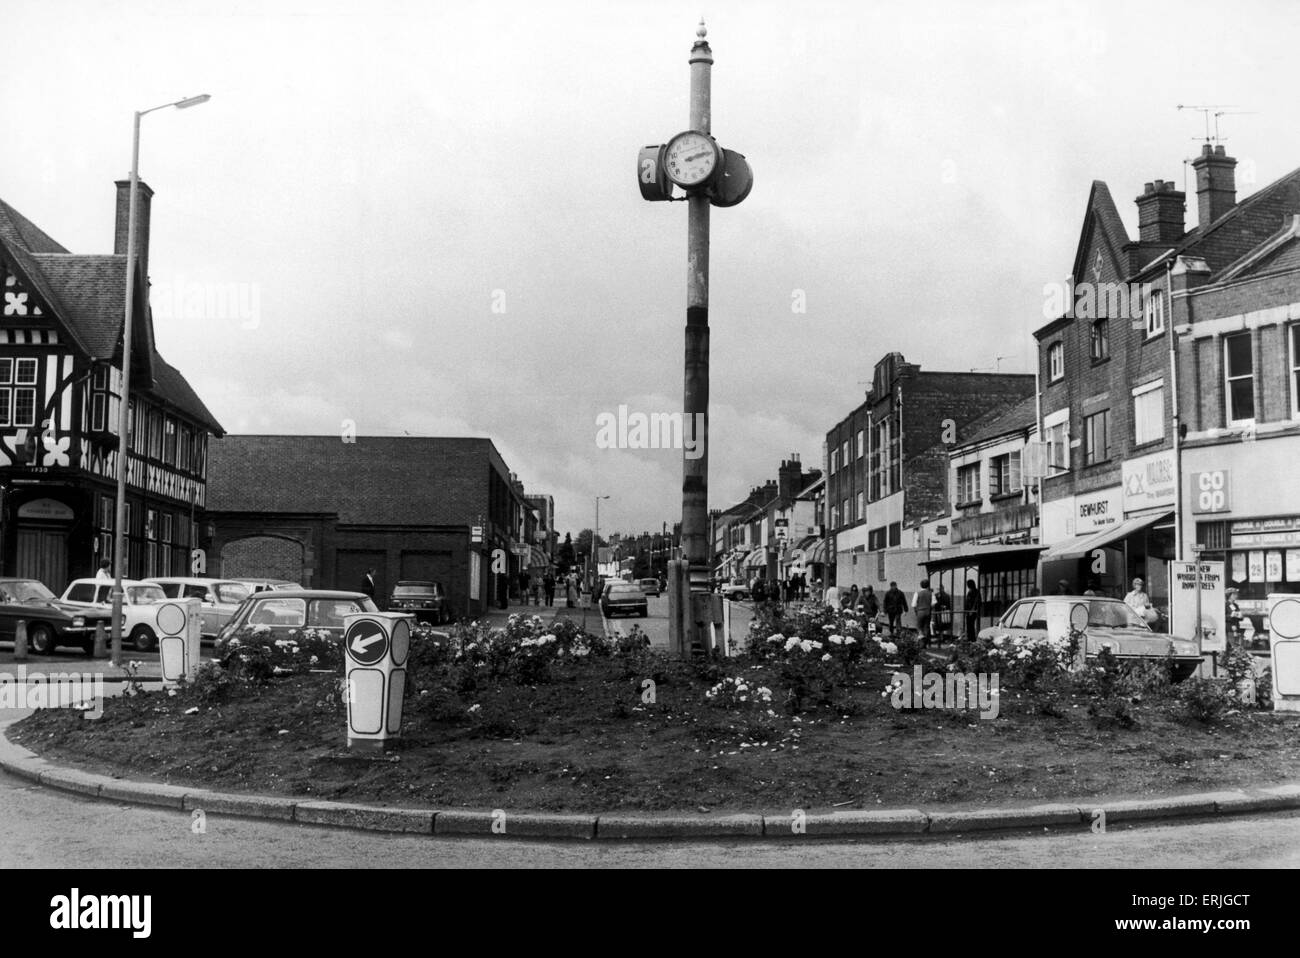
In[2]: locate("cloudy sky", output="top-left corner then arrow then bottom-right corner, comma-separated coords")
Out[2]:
4,0 -> 1298,536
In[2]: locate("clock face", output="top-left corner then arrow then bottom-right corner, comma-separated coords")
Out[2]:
664,131 -> 719,187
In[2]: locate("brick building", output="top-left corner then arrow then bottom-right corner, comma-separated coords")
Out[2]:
0,181 -> 223,592
1034,144 -> 1300,622
923,394 -> 1041,632
204,435 -> 539,619
825,352 -> 1035,594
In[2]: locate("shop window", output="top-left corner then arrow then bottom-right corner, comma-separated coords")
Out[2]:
1196,520 -> 1227,552
1224,332 -> 1254,425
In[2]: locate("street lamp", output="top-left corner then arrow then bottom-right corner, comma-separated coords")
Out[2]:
593,495 -> 610,587
110,94 -> 211,666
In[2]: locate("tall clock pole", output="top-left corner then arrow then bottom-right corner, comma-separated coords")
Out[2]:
680,20 -> 713,650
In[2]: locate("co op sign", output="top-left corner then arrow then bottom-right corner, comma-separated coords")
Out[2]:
1191,470 -> 1231,515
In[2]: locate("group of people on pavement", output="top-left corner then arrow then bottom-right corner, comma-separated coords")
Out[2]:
824,577 -> 982,646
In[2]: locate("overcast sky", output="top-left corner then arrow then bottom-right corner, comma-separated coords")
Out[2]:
4,0 -> 1298,536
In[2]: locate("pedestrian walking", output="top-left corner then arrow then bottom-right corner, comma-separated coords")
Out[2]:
862,585 -> 880,625
963,579 -> 981,639
543,572 -> 556,606
95,559 -> 113,581
914,578 -> 934,647
565,573 -> 578,608
883,581 -> 908,636
843,583 -> 859,613
932,583 -> 952,643
1226,588 -> 1244,645
361,567 -> 377,599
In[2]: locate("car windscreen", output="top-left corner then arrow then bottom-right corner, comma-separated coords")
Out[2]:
248,598 -> 307,627
1088,600 -> 1150,630
3,581 -> 56,603
127,585 -> 167,604
214,583 -> 252,604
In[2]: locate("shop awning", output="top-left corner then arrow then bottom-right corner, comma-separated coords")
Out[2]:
1038,511 -> 1174,563
805,538 -> 829,564
922,542 -> 1044,569
743,547 -> 767,569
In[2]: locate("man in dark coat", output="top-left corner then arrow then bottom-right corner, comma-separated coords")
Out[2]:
361,568 -> 377,599
883,581 -> 908,636
543,572 -> 556,606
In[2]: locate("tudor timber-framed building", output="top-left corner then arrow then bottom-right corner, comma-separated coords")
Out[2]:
0,180 -> 223,591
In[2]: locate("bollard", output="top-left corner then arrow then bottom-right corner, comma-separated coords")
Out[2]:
13,619 -> 28,662
92,622 -> 107,659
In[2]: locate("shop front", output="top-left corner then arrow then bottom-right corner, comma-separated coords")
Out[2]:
923,542 -> 1044,637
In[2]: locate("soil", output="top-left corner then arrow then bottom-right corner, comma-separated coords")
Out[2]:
12,651 -> 1300,814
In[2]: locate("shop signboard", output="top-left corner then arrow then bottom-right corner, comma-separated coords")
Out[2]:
1122,450 -> 1176,514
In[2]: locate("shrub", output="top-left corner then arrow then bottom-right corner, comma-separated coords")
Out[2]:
216,626 -> 342,684
1176,677 -> 1237,724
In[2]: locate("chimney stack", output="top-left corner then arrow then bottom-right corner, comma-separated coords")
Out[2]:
1135,179 -> 1185,244
778,455 -> 804,499
114,179 -> 154,282
1191,144 -> 1237,230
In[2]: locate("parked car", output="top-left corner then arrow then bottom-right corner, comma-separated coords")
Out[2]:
600,581 -> 648,618
638,578 -> 661,597
387,580 -> 449,625
145,577 -> 252,641
215,590 -> 381,647
978,595 -> 1202,680
232,578 -> 302,594
0,578 -> 112,656
59,578 -> 170,652
720,577 -> 749,601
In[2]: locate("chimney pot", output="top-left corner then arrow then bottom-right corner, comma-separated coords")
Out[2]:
1191,146 -> 1238,228
1135,177 -> 1186,244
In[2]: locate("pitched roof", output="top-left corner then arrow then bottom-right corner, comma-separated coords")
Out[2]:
958,393 -> 1039,448
0,199 -> 68,254
206,435 -> 512,526
0,194 -> 220,435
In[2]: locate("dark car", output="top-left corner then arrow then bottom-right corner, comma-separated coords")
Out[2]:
215,590 -> 380,648
600,582 -> 648,618
638,578 -> 661,597
387,580 -> 449,625
0,578 -> 112,656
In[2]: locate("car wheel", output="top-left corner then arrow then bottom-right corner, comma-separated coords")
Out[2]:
28,623 -> 55,656
131,625 -> 157,653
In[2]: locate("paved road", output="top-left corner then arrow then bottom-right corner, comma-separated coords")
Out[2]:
2,758 -> 1297,867
600,593 -> 757,653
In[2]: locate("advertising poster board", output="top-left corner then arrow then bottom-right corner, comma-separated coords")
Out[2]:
1170,560 -> 1226,653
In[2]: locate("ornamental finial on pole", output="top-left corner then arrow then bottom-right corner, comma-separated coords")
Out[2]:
697,17 -> 707,39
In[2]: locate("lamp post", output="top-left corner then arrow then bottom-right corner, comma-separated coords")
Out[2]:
593,495 -> 609,588
110,94 -> 210,667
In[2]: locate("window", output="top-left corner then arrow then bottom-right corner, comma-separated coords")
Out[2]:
856,429 -> 865,458
89,365 -> 113,433
1008,602 -> 1033,629
1048,342 -> 1064,381
65,583 -> 95,603
869,424 -> 881,500
1225,332 -> 1254,425
957,462 -> 981,504
148,410 -> 163,459
1292,326 -> 1300,419
0,358 -> 37,428
1083,409 -> 1110,465
856,492 -> 864,519
161,514 -> 174,576
830,449 -> 837,475
842,497 -> 851,525
1145,289 -> 1165,337
841,441 -> 849,466
1133,381 -> 1164,445
831,505 -> 839,527
876,420 -> 891,497
1044,410 -> 1070,473
990,451 -> 1021,496
1090,319 -> 1109,361
868,526 -> 887,551
163,418 -> 177,464
178,427 -> 192,472
888,522 -> 901,547
130,400 -> 145,453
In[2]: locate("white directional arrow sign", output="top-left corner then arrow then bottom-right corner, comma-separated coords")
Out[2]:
350,631 -> 384,656
344,620 -> 389,666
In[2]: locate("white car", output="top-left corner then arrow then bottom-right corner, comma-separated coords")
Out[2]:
145,577 -> 252,641
59,578 -> 171,652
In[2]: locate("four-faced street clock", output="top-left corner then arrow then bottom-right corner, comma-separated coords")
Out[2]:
639,131 -> 753,205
